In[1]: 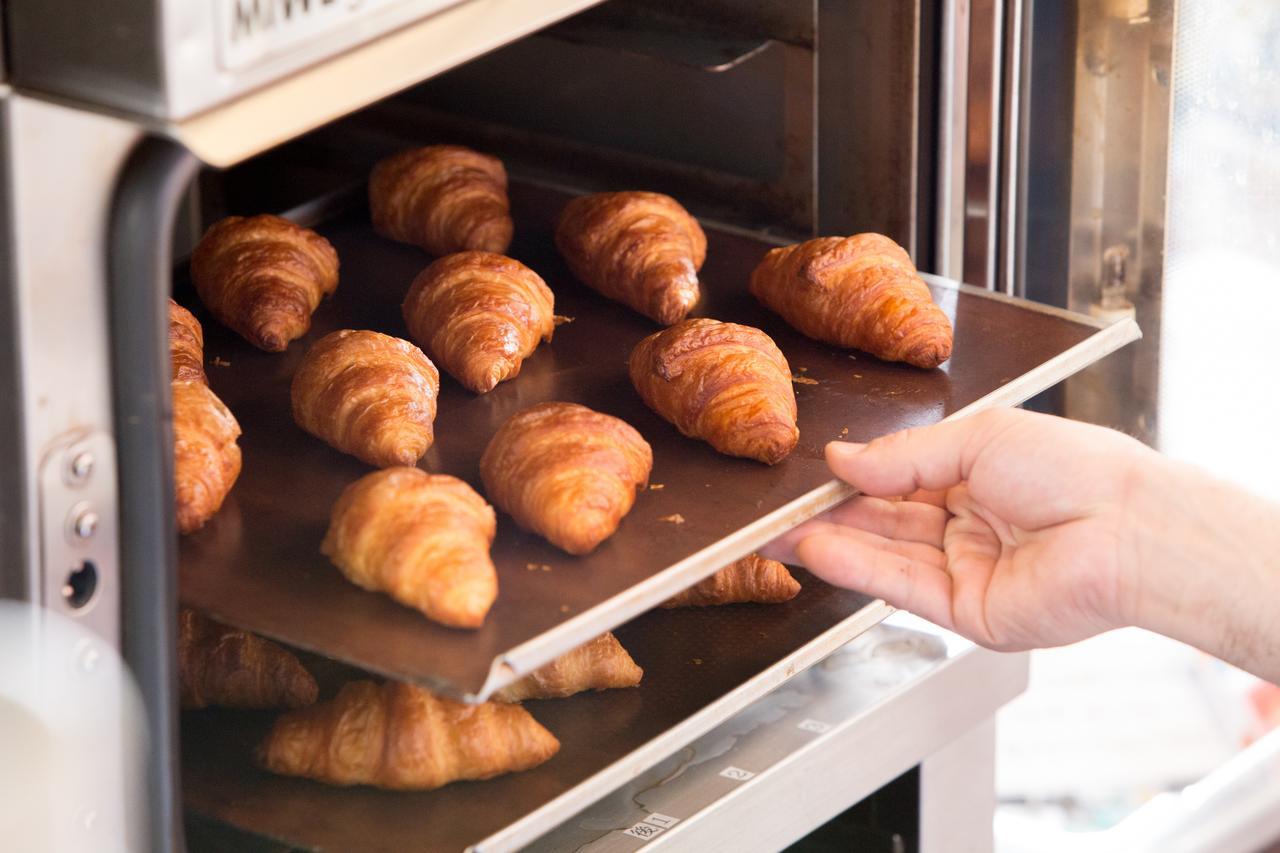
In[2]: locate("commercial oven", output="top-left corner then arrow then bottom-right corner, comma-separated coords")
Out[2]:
0,1 -> 1157,851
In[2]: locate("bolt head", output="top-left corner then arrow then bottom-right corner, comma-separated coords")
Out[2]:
67,451 -> 94,484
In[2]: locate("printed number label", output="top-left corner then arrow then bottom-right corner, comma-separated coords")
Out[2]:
644,813 -> 680,829
719,766 -> 756,782
797,718 -> 832,734
624,821 -> 666,840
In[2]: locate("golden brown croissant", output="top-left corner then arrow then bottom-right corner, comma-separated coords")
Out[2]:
750,233 -> 953,368
173,380 -> 242,534
402,252 -> 554,394
178,608 -> 317,710
629,318 -> 798,465
291,329 -> 440,468
258,680 -> 559,790
321,467 -> 497,629
493,632 -> 643,702
662,554 -> 801,608
479,402 -> 652,555
555,191 -> 706,325
190,214 -> 339,352
168,299 -> 206,384
369,145 -> 513,256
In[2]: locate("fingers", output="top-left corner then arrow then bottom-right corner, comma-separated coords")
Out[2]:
793,530 -> 955,631
821,496 -> 949,547
761,495 -> 948,564
825,410 -> 1018,498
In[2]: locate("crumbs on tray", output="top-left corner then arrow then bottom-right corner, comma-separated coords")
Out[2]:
658,513 -> 686,524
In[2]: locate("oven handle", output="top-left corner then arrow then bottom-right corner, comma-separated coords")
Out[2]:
108,136 -> 200,853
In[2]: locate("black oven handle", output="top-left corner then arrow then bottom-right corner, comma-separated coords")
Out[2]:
108,136 -> 200,853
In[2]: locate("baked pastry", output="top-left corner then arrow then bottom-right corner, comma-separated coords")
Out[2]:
369,145 -> 513,256
629,318 -> 798,464
258,680 -> 559,790
750,233 -> 953,368
173,380 -> 242,534
555,191 -> 706,325
168,299 -> 206,384
493,632 -> 643,702
402,251 -> 554,394
190,214 -> 339,352
480,402 -> 652,555
662,554 -> 801,608
321,467 -> 497,629
178,608 -> 317,710
291,329 -> 439,468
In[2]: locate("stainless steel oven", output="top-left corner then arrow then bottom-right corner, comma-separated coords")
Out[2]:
0,2 -> 1153,851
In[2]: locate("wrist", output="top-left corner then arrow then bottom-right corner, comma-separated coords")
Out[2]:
1128,453 -> 1280,680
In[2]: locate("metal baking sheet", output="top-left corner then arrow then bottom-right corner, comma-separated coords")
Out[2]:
182,573 -> 886,853
178,181 -> 1139,699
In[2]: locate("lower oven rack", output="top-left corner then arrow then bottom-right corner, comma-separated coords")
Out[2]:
182,576 -> 886,852
176,180 -> 1140,701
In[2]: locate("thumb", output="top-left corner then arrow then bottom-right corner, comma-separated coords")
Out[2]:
826,410 -> 1009,497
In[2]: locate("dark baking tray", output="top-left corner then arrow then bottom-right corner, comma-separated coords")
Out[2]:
182,572 -> 882,853
177,181 -> 1139,698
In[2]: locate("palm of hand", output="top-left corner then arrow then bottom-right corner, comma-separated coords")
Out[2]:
939,481 -> 1129,651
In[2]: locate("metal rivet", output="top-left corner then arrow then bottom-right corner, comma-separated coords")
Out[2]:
67,451 -> 95,484
72,509 -> 99,540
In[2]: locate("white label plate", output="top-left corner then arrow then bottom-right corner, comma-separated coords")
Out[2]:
214,0 -> 454,70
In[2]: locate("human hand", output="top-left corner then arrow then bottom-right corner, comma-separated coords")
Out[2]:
763,408 -> 1160,651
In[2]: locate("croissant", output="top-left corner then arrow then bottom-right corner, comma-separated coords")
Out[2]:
493,632 -> 643,703
258,680 -> 559,790
291,330 -> 439,468
173,380 -> 242,534
178,608 -> 317,710
369,145 -> 513,256
555,191 -> 706,325
402,252 -> 555,394
480,402 -> 652,555
750,233 -> 953,368
168,299 -> 206,384
321,467 -> 497,629
662,554 -> 801,608
629,318 -> 799,465
190,214 -> 339,352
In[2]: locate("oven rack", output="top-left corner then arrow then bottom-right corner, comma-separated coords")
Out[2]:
176,180 -> 1140,701
182,572 -> 887,852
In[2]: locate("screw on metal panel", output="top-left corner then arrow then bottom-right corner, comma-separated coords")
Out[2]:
66,451 -> 95,485
72,509 -> 99,540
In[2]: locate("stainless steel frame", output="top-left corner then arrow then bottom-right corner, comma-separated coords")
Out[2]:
525,616 -> 1026,853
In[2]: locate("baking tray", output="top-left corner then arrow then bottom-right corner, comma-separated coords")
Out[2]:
177,181 -> 1140,699
182,571 -> 887,853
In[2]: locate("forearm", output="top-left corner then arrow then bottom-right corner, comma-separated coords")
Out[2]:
1130,455 -> 1280,682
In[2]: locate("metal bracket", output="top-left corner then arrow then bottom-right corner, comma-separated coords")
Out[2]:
38,430 -> 120,649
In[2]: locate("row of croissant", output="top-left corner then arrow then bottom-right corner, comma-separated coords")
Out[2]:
172,143 -> 954,532
180,552 -> 799,790
168,143 -> 954,791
